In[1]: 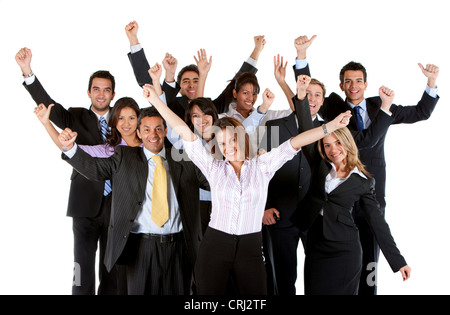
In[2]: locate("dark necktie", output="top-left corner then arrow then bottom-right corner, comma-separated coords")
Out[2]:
354,106 -> 365,130
99,117 -> 112,196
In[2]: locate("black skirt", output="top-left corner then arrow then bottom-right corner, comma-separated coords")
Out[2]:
304,215 -> 362,295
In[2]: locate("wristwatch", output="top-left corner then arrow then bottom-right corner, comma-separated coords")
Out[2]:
322,124 -> 330,137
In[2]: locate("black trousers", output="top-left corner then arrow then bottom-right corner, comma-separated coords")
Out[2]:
195,227 -> 267,295
72,193 -> 121,295
265,225 -> 306,295
125,232 -> 191,295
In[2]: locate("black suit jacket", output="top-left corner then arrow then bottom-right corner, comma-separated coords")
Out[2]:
262,112 -> 318,228
294,66 -> 440,208
62,145 -> 209,272
128,48 -> 258,116
24,77 -> 108,217
291,97 -> 407,273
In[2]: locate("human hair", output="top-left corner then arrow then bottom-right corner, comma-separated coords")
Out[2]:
106,97 -> 141,147
185,97 -> 219,132
233,72 -> 260,95
210,117 -> 250,161
310,78 -> 326,97
88,70 -> 116,94
176,64 -> 199,85
138,106 -> 167,130
219,72 -> 261,107
318,127 -> 371,178
339,61 -> 367,85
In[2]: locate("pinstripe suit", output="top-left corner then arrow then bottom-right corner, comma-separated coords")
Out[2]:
62,144 -> 209,293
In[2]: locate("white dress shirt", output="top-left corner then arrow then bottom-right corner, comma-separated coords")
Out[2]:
183,136 -> 300,235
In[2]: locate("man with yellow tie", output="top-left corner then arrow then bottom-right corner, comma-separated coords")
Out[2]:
59,106 -> 210,295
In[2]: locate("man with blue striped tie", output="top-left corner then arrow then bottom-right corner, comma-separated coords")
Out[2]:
16,47 -> 120,295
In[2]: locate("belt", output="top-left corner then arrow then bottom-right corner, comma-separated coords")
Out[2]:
139,232 -> 182,243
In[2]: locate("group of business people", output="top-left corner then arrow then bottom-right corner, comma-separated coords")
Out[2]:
16,21 -> 440,295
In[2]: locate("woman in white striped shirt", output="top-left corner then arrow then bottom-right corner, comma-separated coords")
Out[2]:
143,82 -> 351,295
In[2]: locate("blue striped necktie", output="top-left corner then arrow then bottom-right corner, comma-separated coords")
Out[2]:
354,106 -> 365,131
99,116 -> 112,196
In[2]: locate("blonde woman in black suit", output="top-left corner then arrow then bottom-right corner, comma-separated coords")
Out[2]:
291,75 -> 411,295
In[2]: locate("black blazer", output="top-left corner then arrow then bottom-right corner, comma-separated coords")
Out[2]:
62,145 -> 209,272
263,92 -> 394,228
291,97 -> 407,273
24,77 -> 108,218
294,66 -> 440,208
128,48 -> 258,116
262,112 -> 319,228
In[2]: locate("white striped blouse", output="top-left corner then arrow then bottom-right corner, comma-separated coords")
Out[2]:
183,136 -> 300,235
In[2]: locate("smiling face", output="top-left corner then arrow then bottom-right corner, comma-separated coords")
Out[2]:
88,77 -> 115,114
179,71 -> 199,100
323,134 -> 348,167
339,70 -> 368,105
233,83 -> 258,114
116,107 -> 138,138
137,116 -> 167,154
307,83 -> 325,118
190,105 -> 214,139
216,128 -> 245,162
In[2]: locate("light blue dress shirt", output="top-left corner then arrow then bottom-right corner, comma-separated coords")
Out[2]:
132,147 -> 182,234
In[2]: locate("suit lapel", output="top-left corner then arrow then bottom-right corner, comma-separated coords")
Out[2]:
284,113 -> 298,137
328,173 -> 364,196
166,149 -> 182,196
366,97 -> 381,122
137,148 -> 150,194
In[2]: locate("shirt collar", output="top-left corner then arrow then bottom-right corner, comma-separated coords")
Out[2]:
316,113 -> 325,122
119,138 -> 144,147
143,146 -> 166,162
93,110 -> 110,123
347,98 -> 367,112
227,102 -> 255,118
329,163 -> 367,180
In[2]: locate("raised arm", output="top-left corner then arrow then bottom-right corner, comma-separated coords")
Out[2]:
59,129 -> 115,182
143,84 -> 196,142
274,54 -> 295,111
350,86 -> 395,149
212,35 -> 264,114
290,76 -> 351,150
16,48 -> 75,130
390,63 -> 440,124
34,104 -> 63,149
193,49 -> 212,99
126,21 -> 153,87
292,35 -> 316,79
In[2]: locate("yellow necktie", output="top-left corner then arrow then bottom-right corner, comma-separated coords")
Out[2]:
151,155 -> 169,227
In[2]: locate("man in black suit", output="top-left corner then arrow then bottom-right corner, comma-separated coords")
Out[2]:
292,35 -> 440,294
59,107 -> 209,295
124,21 -> 262,117
16,48 -> 118,295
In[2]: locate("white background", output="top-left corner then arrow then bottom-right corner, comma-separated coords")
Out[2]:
0,0 -> 448,295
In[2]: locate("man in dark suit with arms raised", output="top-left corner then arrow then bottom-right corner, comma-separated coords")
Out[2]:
59,107 -> 209,295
